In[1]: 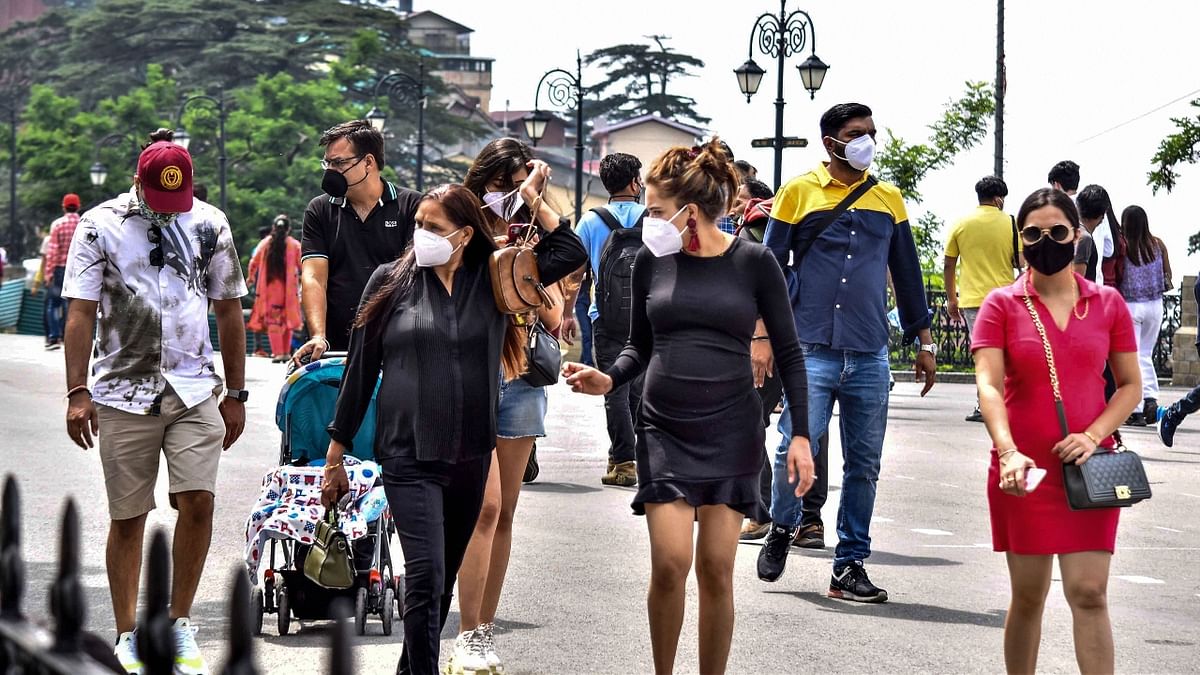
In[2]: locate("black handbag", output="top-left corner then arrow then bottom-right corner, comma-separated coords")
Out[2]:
520,320 -> 561,387
1020,281 -> 1151,510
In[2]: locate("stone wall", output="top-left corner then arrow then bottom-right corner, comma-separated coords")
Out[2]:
1172,275 -> 1198,387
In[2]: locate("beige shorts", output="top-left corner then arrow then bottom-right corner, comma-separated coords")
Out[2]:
97,387 -> 225,521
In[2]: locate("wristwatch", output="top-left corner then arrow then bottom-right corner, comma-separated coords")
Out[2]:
225,388 -> 249,403
919,343 -> 938,357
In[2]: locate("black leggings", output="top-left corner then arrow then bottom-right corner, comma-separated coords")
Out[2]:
383,454 -> 491,675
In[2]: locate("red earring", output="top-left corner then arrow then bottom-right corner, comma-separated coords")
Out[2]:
685,216 -> 700,251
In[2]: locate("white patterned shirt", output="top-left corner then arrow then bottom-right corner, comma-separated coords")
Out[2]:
63,189 -> 247,414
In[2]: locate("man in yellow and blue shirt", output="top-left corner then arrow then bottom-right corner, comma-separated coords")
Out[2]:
944,175 -> 1020,422
756,103 -> 937,604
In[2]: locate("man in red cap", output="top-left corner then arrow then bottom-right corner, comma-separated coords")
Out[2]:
38,192 -> 82,349
60,129 -> 247,674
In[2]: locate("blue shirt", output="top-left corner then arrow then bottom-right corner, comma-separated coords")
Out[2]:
764,163 -> 930,352
575,201 -> 646,321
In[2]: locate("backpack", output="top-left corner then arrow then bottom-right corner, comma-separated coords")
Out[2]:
1101,225 -> 1127,288
591,206 -> 645,338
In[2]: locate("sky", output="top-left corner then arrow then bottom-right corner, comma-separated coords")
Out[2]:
427,0 -> 1199,285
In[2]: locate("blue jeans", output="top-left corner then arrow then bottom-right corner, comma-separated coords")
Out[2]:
770,344 -> 890,567
575,286 -> 594,367
44,268 -> 66,341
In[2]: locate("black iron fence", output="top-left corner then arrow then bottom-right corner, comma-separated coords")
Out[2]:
0,475 -> 355,675
889,289 -> 1183,378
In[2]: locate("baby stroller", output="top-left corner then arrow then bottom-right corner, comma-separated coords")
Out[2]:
244,354 -> 402,637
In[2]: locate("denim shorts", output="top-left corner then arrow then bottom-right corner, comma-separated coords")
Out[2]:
497,374 -> 548,439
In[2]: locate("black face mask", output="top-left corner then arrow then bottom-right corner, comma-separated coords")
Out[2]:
1024,237 -> 1075,275
321,158 -> 369,198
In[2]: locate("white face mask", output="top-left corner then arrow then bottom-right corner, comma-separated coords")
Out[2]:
482,186 -> 523,221
830,135 -> 876,171
641,206 -> 689,257
413,227 -> 465,268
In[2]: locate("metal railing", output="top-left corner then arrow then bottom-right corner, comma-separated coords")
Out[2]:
889,289 -> 1183,378
0,475 -> 355,674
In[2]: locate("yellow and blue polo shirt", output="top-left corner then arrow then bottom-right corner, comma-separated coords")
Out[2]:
763,162 -> 930,352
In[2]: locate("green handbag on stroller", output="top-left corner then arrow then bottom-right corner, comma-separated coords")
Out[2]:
303,509 -> 355,589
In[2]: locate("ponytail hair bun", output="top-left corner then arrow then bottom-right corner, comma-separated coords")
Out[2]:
645,137 -> 740,220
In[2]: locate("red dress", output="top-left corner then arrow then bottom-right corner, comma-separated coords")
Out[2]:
972,272 -> 1137,555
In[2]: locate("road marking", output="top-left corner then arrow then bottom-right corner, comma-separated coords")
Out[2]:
1116,575 -> 1165,585
1182,493 -> 1200,499
1156,526 -> 1184,533
921,544 -> 984,548
911,528 -> 954,536
1116,547 -> 1200,551
893,475 -> 917,481
938,482 -> 961,489
873,517 -> 894,523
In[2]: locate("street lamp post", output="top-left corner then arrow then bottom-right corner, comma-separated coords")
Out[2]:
366,60 -> 427,192
2,102 -> 18,259
89,132 -> 140,190
173,91 -> 227,212
734,1 -> 829,190
526,52 -> 584,225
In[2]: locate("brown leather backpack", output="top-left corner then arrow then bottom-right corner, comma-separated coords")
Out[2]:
489,243 -> 555,314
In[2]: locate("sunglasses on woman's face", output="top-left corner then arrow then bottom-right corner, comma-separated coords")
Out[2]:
1020,223 -> 1073,245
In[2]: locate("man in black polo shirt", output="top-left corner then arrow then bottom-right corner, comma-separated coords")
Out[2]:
293,120 -> 421,362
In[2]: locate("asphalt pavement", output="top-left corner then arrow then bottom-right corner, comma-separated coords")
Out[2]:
2,333 -> 1197,674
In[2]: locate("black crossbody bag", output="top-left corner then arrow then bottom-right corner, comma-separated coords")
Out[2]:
790,175 -> 878,264
1020,286 -> 1151,510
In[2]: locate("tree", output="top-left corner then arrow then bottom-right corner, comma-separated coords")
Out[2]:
873,81 -> 997,285
1147,98 -> 1200,254
584,36 -> 709,126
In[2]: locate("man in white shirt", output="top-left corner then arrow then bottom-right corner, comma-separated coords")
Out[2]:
62,129 -> 247,674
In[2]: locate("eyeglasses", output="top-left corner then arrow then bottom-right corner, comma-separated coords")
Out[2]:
147,225 -> 164,267
320,154 -> 365,171
1020,223 -> 1073,245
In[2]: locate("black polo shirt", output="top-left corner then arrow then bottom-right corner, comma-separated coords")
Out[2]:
301,179 -> 421,350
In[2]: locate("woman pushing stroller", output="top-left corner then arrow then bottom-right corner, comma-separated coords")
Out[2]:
320,177 -> 585,674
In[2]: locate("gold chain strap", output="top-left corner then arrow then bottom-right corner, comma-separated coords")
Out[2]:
1021,285 -> 1062,401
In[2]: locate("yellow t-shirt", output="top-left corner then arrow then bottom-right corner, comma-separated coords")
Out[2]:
944,205 -> 1019,308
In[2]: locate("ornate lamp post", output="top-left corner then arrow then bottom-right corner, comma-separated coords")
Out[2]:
89,132 -> 141,190
734,1 -> 830,189
172,91 -> 227,211
526,51 -> 584,225
365,60 -> 427,191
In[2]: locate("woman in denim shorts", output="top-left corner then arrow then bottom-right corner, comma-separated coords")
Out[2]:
447,138 -> 569,674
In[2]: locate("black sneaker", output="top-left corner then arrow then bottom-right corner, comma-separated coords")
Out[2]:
1124,412 -> 1146,428
828,561 -> 888,603
1159,407 -> 1180,448
791,522 -> 825,549
1142,398 -> 1159,424
756,525 -> 794,582
964,408 -> 984,423
522,443 -> 539,483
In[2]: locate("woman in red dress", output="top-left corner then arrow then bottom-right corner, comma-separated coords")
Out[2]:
971,188 -> 1140,674
247,215 -> 303,362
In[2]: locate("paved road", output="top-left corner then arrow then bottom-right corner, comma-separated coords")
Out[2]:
2,332 -> 1197,674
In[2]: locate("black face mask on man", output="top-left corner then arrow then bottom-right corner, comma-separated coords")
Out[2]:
321,155 -> 370,198
1023,230 -> 1076,275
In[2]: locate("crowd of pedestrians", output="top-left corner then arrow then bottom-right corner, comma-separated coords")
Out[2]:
45,94 -> 1191,675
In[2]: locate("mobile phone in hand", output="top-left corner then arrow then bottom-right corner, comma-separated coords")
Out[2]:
1025,467 -> 1047,492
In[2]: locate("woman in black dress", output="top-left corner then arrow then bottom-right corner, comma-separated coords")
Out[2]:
564,140 -> 812,675
321,183 -> 585,675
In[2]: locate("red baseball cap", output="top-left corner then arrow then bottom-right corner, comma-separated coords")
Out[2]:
61,193 -> 81,209
136,141 -> 193,213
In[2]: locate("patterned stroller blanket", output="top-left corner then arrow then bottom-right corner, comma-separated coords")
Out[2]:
244,457 -> 388,577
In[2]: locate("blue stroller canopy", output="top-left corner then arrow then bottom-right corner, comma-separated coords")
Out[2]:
275,357 -> 379,463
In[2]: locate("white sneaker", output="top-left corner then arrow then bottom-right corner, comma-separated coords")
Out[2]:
114,631 -> 144,674
478,622 -> 504,673
171,618 -> 208,675
444,629 -> 490,674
